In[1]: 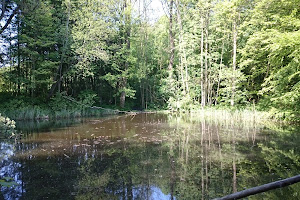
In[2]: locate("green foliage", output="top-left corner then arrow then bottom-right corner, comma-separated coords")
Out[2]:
70,0 -> 111,75
0,95 -> 49,120
219,68 -> 248,105
78,90 -> 97,108
49,93 -> 75,111
0,0 -> 299,120
168,95 -> 194,111
241,0 -> 300,121
2,106 -> 50,121
18,0 -> 58,96
0,93 -> 106,120
0,113 -> 16,138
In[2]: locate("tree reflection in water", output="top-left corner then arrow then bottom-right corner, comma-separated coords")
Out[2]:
0,113 -> 299,199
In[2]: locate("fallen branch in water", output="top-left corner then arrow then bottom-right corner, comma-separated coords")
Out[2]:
213,174 -> 300,200
62,95 -> 132,114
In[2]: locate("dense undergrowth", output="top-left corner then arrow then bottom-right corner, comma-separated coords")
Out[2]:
0,93 -> 116,121
0,96 -> 297,139
0,85 -> 298,124
0,94 -> 296,123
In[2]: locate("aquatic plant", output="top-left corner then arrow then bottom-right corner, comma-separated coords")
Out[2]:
0,177 -> 18,187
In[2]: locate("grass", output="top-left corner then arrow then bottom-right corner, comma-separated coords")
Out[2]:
0,100 -> 284,125
162,107 -> 271,121
190,107 -> 271,122
164,107 -> 276,130
2,106 -> 49,120
1,106 -> 117,121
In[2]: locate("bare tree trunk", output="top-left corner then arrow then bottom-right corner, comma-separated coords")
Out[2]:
120,0 -> 131,108
31,60 -> 35,98
149,84 -> 153,104
48,1 -> 71,98
215,37 -> 225,105
120,78 -> 127,108
8,33 -> 12,90
175,0 -> 189,96
200,17 -> 205,107
17,17 -> 21,95
231,19 -> 237,107
168,0 -> 175,79
140,82 -> 145,109
207,77 -> 212,106
204,10 -> 209,107
145,82 -> 148,109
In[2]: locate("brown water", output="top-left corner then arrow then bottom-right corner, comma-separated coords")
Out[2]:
0,113 -> 300,200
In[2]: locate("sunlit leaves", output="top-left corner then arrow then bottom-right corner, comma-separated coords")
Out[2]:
240,0 -> 300,120
71,0 -> 112,73
0,113 -> 16,138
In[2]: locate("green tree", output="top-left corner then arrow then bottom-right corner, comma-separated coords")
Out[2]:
241,0 -> 300,120
18,0 -> 58,98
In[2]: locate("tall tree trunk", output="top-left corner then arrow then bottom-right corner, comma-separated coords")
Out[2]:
176,0 -> 189,96
204,12 -> 209,107
215,36 -> 225,105
48,1 -> 71,98
200,17 -> 205,107
168,0 -> 175,79
31,61 -> 35,98
17,18 -> 21,95
231,19 -> 237,107
140,82 -> 145,109
145,82 -> 148,109
120,79 -> 126,108
120,0 -> 131,108
149,84 -> 153,104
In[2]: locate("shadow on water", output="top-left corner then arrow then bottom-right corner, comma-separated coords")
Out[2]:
1,113 -> 300,200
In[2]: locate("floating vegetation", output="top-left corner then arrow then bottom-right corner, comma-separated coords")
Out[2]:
0,177 -> 18,188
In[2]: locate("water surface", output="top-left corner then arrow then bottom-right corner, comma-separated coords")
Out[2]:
1,113 -> 300,199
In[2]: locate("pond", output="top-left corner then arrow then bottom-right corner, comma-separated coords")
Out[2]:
0,113 -> 300,200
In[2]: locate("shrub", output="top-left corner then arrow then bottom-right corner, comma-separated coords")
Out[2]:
0,113 -> 16,138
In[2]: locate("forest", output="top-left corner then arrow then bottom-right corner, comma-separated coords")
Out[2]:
0,1 -> 300,198
0,0 -> 299,121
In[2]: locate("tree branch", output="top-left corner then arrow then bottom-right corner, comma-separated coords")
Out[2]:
213,174 -> 300,200
0,6 -> 19,35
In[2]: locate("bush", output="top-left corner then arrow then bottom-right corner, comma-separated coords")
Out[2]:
78,90 -> 97,108
0,113 -> 16,138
